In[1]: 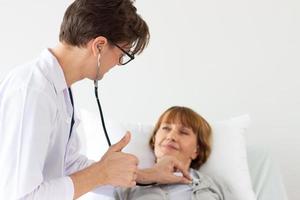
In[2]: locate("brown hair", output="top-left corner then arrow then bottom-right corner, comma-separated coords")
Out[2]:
59,0 -> 149,54
149,106 -> 212,169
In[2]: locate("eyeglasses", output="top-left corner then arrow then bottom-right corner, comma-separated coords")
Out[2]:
111,42 -> 135,65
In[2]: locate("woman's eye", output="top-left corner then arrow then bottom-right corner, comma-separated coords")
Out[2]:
180,131 -> 189,135
162,126 -> 170,131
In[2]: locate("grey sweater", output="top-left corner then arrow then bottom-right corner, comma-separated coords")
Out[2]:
114,169 -> 236,200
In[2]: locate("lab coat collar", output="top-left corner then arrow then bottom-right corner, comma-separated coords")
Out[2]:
39,49 -> 68,94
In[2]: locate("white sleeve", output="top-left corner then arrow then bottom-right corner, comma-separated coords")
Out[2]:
64,131 -> 95,175
20,177 -> 74,200
0,86 -> 73,199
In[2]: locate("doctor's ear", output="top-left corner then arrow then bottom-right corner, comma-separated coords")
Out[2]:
91,36 -> 107,56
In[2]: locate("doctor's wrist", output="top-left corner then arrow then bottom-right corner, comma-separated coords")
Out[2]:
69,163 -> 105,199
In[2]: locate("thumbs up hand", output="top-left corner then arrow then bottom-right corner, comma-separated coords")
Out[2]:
95,132 -> 139,187
107,131 -> 131,153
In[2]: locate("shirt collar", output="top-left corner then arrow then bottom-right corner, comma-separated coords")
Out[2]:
39,48 -> 68,94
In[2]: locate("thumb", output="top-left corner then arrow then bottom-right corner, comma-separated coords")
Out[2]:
179,177 -> 192,184
168,173 -> 192,185
109,131 -> 131,152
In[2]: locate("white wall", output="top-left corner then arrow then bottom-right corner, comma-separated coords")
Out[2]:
1,0 -> 299,199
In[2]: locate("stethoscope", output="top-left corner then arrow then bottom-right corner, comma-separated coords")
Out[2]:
93,79 -> 111,146
93,53 -> 154,186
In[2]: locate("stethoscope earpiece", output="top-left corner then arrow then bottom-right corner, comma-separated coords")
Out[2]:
97,45 -> 102,53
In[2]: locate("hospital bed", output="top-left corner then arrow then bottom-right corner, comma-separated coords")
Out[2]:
79,144 -> 288,200
247,145 -> 288,200
76,110 -> 288,199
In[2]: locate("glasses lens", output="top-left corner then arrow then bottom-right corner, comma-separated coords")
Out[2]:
120,54 -> 131,65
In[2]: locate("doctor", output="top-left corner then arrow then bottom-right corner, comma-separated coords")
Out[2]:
0,0 -> 191,199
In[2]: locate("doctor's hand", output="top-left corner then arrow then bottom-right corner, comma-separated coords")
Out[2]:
96,132 -> 139,187
70,132 -> 138,199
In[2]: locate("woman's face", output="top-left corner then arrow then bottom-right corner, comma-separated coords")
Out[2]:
154,117 -> 199,168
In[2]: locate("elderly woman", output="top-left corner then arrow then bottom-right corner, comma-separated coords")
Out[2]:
114,106 -> 235,200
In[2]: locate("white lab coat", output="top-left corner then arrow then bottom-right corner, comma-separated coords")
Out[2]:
0,49 -> 94,199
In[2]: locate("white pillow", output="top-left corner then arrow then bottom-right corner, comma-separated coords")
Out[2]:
78,109 -> 256,200
200,115 -> 256,200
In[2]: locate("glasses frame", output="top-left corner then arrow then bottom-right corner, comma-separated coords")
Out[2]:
111,42 -> 135,65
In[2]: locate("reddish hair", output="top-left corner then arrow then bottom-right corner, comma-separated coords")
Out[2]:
149,106 -> 212,169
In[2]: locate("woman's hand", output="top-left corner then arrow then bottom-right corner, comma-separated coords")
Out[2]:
137,155 -> 192,185
153,155 -> 192,184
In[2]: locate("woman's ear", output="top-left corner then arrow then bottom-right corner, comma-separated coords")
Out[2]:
151,135 -> 156,146
191,146 -> 199,160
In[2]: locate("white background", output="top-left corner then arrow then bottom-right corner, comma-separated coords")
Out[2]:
0,0 -> 299,199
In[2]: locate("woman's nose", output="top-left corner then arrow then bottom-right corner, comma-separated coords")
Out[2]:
166,130 -> 177,140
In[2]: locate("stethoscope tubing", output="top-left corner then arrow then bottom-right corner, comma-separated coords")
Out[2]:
94,82 -> 156,186
94,81 -> 112,146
